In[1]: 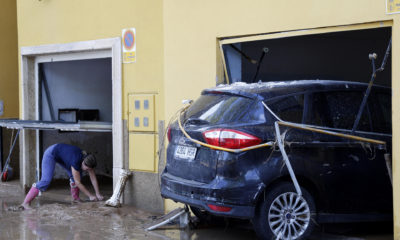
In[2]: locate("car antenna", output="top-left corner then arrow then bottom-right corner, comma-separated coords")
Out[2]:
252,47 -> 269,83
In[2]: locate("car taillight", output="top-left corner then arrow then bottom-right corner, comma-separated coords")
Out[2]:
167,127 -> 172,142
207,204 -> 232,212
203,129 -> 261,149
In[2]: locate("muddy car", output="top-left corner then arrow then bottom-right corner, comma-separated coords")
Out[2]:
161,80 -> 392,240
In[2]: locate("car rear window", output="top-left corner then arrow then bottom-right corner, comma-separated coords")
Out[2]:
182,94 -> 266,125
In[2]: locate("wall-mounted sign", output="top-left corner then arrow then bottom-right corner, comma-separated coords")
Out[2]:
122,28 -> 136,63
387,0 -> 400,14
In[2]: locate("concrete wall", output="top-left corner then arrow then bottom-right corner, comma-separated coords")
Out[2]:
0,0 -> 18,119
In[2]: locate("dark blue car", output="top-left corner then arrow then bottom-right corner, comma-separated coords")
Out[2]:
161,80 -> 392,240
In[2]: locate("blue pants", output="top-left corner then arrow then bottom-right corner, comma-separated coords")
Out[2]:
35,145 -> 75,191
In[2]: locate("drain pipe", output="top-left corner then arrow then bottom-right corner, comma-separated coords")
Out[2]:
105,169 -> 132,207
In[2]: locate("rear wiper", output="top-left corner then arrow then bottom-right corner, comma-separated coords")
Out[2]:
184,118 -> 210,125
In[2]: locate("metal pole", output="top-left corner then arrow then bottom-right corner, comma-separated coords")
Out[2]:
351,56 -> 376,133
0,129 -> 20,178
40,64 -> 56,121
274,121 -> 302,196
352,38 -> 392,133
146,208 -> 187,231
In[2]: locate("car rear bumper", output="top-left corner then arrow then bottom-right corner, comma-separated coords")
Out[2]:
161,172 -> 261,219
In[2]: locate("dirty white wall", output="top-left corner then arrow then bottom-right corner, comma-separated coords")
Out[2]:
41,58 -> 112,122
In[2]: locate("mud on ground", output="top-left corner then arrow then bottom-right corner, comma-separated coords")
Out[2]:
0,180 -> 158,239
0,180 -> 257,240
0,180 -> 394,240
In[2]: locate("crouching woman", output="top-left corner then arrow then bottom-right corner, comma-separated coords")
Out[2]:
21,143 -> 104,209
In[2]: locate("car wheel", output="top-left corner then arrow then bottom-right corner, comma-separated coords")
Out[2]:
190,206 -> 225,225
253,182 -> 316,240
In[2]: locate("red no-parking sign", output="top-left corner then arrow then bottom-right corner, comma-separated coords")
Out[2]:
122,28 -> 136,63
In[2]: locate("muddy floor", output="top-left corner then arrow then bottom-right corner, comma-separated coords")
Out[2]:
0,180 -> 393,240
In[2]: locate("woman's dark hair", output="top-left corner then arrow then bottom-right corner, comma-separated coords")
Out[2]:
83,154 -> 97,168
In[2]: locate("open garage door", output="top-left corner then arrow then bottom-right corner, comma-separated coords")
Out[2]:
219,22 -> 391,87
218,22 -> 393,223
9,38 -> 122,194
2,51 -> 118,188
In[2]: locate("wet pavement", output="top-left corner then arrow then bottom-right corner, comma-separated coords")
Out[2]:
0,180 -> 394,240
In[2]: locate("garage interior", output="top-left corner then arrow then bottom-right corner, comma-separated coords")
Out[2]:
0,58 -> 115,198
222,27 -> 391,87
38,58 -> 113,183
36,58 -> 114,188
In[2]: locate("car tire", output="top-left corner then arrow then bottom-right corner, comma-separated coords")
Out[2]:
190,206 -> 225,225
252,182 -> 316,240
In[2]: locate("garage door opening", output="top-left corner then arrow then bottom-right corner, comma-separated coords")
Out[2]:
221,27 -> 391,87
0,38 -> 123,195
38,58 -> 113,190
219,24 -> 393,236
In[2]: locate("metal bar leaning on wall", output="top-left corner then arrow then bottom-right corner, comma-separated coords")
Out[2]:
273,120 -> 386,196
0,129 -> 20,180
352,38 -> 392,133
277,121 -> 386,146
266,104 -> 386,196
274,121 -> 303,196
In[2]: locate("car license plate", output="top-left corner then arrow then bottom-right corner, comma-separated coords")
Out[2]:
175,145 -> 197,161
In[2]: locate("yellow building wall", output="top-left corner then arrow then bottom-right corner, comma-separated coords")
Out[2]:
16,0 -> 165,173
0,0 -> 18,118
17,0 -> 164,122
163,0 -> 400,237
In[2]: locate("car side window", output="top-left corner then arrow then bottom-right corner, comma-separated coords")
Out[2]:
267,94 -> 304,123
309,91 -> 371,131
368,91 -> 391,134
